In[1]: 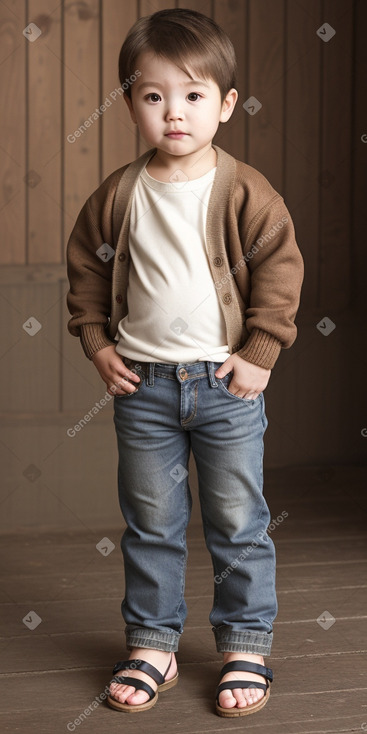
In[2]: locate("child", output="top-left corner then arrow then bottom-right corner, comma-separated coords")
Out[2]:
66,7 -> 304,718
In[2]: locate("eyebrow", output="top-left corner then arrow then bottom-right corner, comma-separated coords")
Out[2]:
137,80 -> 210,90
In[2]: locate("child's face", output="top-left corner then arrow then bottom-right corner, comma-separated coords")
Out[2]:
124,52 -> 237,158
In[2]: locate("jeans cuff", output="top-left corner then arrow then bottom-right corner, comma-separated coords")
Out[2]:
125,625 -> 180,652
213,626 -> 273,655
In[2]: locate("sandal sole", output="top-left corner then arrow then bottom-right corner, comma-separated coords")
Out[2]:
158,672 -> 179,691
107,692 -> 158,712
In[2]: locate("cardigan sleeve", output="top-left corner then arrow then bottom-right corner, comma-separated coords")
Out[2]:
66,196 -> 116,358
236,194 -> 304,369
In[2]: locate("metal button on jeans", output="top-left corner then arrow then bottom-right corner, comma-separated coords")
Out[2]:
178,368 -> 188,380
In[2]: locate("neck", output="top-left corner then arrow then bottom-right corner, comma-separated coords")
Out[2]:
147,143 -> 216,181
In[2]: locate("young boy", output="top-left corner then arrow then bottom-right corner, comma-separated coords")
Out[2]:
66,7 -> 304,718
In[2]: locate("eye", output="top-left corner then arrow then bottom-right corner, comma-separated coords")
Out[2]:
187,92 -> 202,101
145,93 -> 161,103
144,91 -> 202,103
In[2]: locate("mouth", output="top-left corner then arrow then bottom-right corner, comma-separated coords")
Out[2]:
165,131 -> 188,138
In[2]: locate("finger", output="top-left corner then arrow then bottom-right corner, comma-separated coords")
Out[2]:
107,384 -> 123,396
108,386 -> 131,396
229,385 -> 257,399
216,369 -> 232,379
118,375 -> 140,392
214,361 -> 233,377
109,376 -> 139,395
122,369 -> 141,383
115,365 -> 142,383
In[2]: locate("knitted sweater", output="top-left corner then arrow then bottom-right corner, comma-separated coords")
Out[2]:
66,144 -> 304,370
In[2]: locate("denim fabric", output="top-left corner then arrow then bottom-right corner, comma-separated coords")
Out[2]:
113,360 -> 277,655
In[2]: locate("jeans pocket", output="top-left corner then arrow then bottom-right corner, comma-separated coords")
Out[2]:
218,372 -> 260,403
114,358 -> 145,398
114,387 -> 141,398
114,376 -> 144,398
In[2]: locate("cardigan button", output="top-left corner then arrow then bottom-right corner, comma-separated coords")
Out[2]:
118,253 -> 126,262
213,256 -> 223,267
222,293 -> 232,305
116,294 -> 122,304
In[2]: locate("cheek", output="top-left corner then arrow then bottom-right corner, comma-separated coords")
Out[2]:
196,103 -> 219,122
140,108 -> 159,125
135,110 -> 155,131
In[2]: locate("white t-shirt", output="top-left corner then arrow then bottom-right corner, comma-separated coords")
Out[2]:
115,165 -> 230,364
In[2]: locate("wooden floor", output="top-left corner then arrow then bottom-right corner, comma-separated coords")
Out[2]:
1,464 -> 366,733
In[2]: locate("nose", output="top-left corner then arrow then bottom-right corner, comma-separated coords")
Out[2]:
165,112 -> 184,122
165,100 -> 184,121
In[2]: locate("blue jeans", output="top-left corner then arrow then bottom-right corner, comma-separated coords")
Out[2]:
113,359 -> 277,656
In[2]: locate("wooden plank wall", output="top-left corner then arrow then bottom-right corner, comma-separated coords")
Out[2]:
0,0 -> 366,530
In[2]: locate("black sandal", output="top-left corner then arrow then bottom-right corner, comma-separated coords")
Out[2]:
215,660 -> 273,717
107,653 -> 178,712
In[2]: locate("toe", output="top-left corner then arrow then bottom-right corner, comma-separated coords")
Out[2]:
115,684 -> 129,703
110,683 -> 134,703
218,689 -> 237,708
108,682 -> 120,697
125,688 -> 150,705
242,687 -> 264,706
218,686 -> 265,710
232,688 -> 248,708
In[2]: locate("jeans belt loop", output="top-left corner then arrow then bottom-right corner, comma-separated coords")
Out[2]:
207,361 -> 218,388
147,362 -> 155,387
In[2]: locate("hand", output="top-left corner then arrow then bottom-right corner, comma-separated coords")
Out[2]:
91,345 -> 141,396
215,354 -> 271,400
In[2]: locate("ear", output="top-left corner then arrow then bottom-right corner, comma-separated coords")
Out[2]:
123,92 -> 137,124
219,88 -> 238,123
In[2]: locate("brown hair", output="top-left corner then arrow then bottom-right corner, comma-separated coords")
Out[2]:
118,7 -> 237,103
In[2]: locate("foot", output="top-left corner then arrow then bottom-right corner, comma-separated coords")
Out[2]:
218,652 -> 267,710
108,647 -> 177,707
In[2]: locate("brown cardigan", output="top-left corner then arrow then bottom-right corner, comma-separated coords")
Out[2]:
66,144 -> 304,370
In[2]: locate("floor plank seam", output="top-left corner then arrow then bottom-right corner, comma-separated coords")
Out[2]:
2,649 -> 366,676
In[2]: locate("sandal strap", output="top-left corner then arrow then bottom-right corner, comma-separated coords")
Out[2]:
110,675 -> 155,700
112,658 -> 165,685
219,661 -> 273,682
